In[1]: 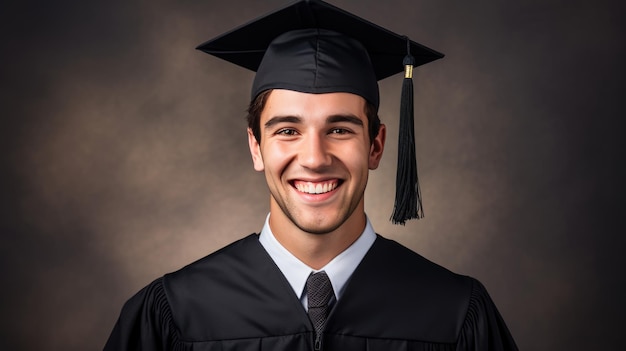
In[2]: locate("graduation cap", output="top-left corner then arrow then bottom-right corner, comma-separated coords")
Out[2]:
197,0 -> 443,225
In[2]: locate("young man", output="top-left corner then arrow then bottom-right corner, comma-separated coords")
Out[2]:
105,1 -> 517,350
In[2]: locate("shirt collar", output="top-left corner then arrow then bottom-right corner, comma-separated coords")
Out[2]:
258,213 -> 376,302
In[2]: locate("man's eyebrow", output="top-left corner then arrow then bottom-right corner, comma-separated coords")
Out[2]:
327,114 -> 364,126
264,115 -> 302,129
264,114 -> 364,129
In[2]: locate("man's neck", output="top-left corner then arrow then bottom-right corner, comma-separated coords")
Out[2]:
269,210 -> 366,270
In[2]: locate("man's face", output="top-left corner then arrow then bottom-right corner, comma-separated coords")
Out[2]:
248,89 -> 385,235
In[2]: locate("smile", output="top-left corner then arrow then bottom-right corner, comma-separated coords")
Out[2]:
293,180 -> 339,195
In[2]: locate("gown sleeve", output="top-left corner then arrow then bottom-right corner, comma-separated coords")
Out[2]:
104,278 -> 179,351
456,278 -> 519,351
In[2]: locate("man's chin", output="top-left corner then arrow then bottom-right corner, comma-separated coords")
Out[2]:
290,217 -> 344,236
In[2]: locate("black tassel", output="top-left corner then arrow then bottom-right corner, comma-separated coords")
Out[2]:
391,39 -> 424,224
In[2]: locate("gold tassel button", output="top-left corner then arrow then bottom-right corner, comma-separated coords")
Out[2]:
404,64 -> 413,79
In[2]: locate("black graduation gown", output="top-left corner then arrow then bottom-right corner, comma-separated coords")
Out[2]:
104,234 -> 518,351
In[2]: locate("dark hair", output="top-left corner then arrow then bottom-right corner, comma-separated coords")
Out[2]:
246,89 -> 381,144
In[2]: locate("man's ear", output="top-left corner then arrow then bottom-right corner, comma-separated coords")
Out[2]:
247,128 -> 265,171
368,124 -> 386,170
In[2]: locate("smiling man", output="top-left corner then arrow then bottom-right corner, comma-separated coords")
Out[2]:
105,1 -> 517,350
249,90 -> 385,269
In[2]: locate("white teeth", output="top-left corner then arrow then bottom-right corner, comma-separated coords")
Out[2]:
315,184 -> 323,193
296,181 -> 337,194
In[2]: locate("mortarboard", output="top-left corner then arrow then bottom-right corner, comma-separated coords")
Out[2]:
197,0 -> 443,224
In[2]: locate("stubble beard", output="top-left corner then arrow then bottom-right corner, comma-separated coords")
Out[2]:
272,189 -> 365,236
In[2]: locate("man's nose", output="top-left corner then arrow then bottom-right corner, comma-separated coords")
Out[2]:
299,134 -> 332,170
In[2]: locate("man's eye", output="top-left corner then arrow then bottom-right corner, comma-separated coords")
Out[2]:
276,128 -> 297,136
330,128 -> 349,134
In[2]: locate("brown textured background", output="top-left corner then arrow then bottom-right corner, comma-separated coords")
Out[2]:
1,0 -> 624,350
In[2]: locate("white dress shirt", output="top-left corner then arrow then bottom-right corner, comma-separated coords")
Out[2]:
258,213 -> 376,309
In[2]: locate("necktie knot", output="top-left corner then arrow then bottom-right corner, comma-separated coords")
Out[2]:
307,271 -> 333,308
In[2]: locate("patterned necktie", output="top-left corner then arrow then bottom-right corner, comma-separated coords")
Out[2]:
306,271 -> 334,340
